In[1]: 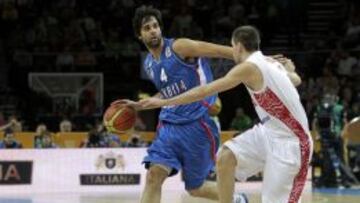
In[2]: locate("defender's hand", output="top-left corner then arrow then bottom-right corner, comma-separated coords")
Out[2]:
270,54 -> 295,72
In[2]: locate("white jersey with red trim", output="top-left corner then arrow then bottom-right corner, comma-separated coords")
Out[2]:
245,51 -> 310,137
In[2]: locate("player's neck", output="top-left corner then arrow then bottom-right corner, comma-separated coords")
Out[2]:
242,50 -> 257,61
148,39 -> 164,61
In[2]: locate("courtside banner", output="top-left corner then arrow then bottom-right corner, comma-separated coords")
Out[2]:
0,161 -> 32,185
0,149 -> 182,194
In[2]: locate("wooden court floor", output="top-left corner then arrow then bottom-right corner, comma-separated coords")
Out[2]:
4,188 -> 359,203
81,191 -> 359,203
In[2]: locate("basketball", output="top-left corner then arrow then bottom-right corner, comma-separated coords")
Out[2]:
103,105 -> 137,133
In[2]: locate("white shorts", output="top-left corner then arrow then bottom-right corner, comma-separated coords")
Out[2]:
223,124 -> 312,203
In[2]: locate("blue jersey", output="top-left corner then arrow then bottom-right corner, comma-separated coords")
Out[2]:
144,38 -> 216,124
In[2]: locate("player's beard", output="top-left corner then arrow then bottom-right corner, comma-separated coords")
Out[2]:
145,36 -> 161,49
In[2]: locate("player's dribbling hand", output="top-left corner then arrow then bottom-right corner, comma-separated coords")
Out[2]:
111,99 -> 142,110
138,98 -> 167,110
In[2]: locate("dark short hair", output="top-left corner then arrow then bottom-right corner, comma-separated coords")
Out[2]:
132,5 -> 163,37
232,25 -> 260,52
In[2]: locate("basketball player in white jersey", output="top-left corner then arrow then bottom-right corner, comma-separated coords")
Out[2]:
139,25 -> 313,203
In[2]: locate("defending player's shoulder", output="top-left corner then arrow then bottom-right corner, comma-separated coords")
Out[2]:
230,62 -> 261,83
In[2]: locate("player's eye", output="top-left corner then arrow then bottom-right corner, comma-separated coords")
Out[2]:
143,25 -> 150,31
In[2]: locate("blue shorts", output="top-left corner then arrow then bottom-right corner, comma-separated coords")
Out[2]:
143,115 -> 219,190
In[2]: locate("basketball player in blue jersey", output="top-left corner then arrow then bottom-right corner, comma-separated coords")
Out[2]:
111,5 -> 248,203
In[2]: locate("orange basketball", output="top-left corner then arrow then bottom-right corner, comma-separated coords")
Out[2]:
103,105 -> 137,133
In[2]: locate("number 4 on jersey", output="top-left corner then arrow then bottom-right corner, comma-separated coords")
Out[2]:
160,68 -> 168,82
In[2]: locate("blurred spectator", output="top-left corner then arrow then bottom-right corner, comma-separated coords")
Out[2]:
35,131 -> 58,148
34,123 -> 48,148
312,94 -> 346,138
318,67 -> 339,95
59,118 -> 72,132
12,119 -> 23,133
80,129 -> 107,148
337,51 -> 357,77
124,132 -> 147,148
311,93 -> 350,186
80,11 -> 96,32
56,46 -> 74,70
97,124 -> 121,148
0,118 -> 16,132
230,107 -> 252,132
344,9 -> 360,47
0,129 -> 22,149
8,116 -> 22,132
102,132 -> 121,147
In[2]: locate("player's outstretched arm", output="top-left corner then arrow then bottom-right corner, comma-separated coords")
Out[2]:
140,62 -> 256,109
172,38 -> 234,60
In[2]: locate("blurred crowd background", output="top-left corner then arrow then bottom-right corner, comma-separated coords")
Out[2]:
0,0 -> 358,131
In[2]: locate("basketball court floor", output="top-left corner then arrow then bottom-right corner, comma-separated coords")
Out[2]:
2,183 -> 359,203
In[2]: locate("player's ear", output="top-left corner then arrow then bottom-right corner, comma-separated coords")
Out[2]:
234,42 -> 241,52
239,43 -> 246,53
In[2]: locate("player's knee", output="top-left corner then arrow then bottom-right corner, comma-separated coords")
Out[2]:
145,166 -> 168,187
217,147 -> 237,168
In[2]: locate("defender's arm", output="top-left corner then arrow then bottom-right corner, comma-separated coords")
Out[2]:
139,62 -> 257,108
